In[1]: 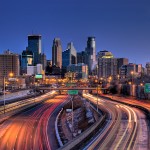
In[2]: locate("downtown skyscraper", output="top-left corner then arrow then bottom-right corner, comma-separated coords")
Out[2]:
28,35 -> 42,65
52,38 -> 62,68
85,37 -> 96,74
62,42 -> 77,68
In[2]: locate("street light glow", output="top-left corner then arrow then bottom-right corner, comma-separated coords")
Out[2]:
131,71 -> 134,75
9,72 -> 14,77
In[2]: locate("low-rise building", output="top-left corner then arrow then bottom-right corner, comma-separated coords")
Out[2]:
27,64 -> 43,75
146,62 -> 150,76
67,63 -> 88,79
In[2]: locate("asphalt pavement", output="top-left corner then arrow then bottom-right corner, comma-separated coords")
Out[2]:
0,95 -> 68,150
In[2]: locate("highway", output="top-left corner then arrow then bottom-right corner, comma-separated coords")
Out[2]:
0,91 -> 56,115
0,90 -> 149,150
0,94 -> 69,150
102,94 -> 150,113
83,93 -> 149,150
0,90 -> 30,101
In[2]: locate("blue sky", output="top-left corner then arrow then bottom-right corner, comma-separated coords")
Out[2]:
0,0 -> 150,66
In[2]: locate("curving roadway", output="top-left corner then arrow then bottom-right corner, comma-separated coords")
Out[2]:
0,95 -> 69,150
83,93 -> 149,150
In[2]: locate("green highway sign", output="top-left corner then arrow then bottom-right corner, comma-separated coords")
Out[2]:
144,83 -> 150,93
35,74 -> 43,79
66,83 -> 76,87
68,90 -> 78,95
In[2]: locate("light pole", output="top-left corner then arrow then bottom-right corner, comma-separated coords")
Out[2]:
34,76 -> 36,103
117,74 -> 120,83
9,72 -> 14,90
3,72 -> 14,114
3,77 -> 5,114
130,71 -> 134,96
70,96 -> 74,139
96,86 -> 98,112
131,71 -> 134,84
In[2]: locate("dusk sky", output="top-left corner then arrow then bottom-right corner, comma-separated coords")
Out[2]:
0,0 -> 150,66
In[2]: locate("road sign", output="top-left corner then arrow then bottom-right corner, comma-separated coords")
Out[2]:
66,83 -> 76,87
144,83 -> 150,93
8,78 -> 17,81
68,90 -> 78,95
35,74 -> 43,79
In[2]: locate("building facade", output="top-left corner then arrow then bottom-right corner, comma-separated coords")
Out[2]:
52,38 -> 62,68
85,37 -> 96,74
120,65 -> 127,78
27,64 -> 43,75
98,58 -> 118,78
62,42 -> 77,68
77,51 -> 87,64
28,35 -> 42,65
136,64 -> 142,74
117,58 -> 129,74
67,63 -> 88,79
146,62 -> 150,76
21,49 -> 33,74
120,63 -> 142,78
98,50 -> 129,79
97,50 -> 114,59
0,50 -> 20,86
40,53 -> 47,70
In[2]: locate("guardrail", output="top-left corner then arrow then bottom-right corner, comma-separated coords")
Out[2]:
55,108 -> 64,147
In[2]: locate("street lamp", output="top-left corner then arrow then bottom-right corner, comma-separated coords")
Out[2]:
9,72 -> 14,90
33,75 -> 36,103
108,76 -> 112,84
131,71 -> 134,84
9,72 -> 14,77
96,86 -> 98,112
117,74 -> 120,83
130,71 -> 134,96
3,72 -> 14,114
3,77 -> 6,114
140,83 -> 143,86
69,96 -> 74,139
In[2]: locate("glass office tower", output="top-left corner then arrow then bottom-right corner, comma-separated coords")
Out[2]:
28,35 -> 41,65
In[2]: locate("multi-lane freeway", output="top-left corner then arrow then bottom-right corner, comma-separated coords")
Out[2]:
83,93 -> 149,150
0,89 -> 149,150
0,94 -> 69,150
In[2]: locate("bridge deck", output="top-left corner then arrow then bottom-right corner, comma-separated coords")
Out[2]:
38,87 -> 107,90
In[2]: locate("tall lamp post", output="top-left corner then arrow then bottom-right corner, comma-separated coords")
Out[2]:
3,72 -> 14,114
71,96 -> 74,139
3,77 -> 6,114
96,86 -> 98,112
131,71 -> 134,84
9,72 -> 14,90
33,75 -> 36,103
117,74 -> 120,83
130,71 -> 134,96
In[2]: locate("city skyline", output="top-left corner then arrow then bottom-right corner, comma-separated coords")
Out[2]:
0,0 -> 150,66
